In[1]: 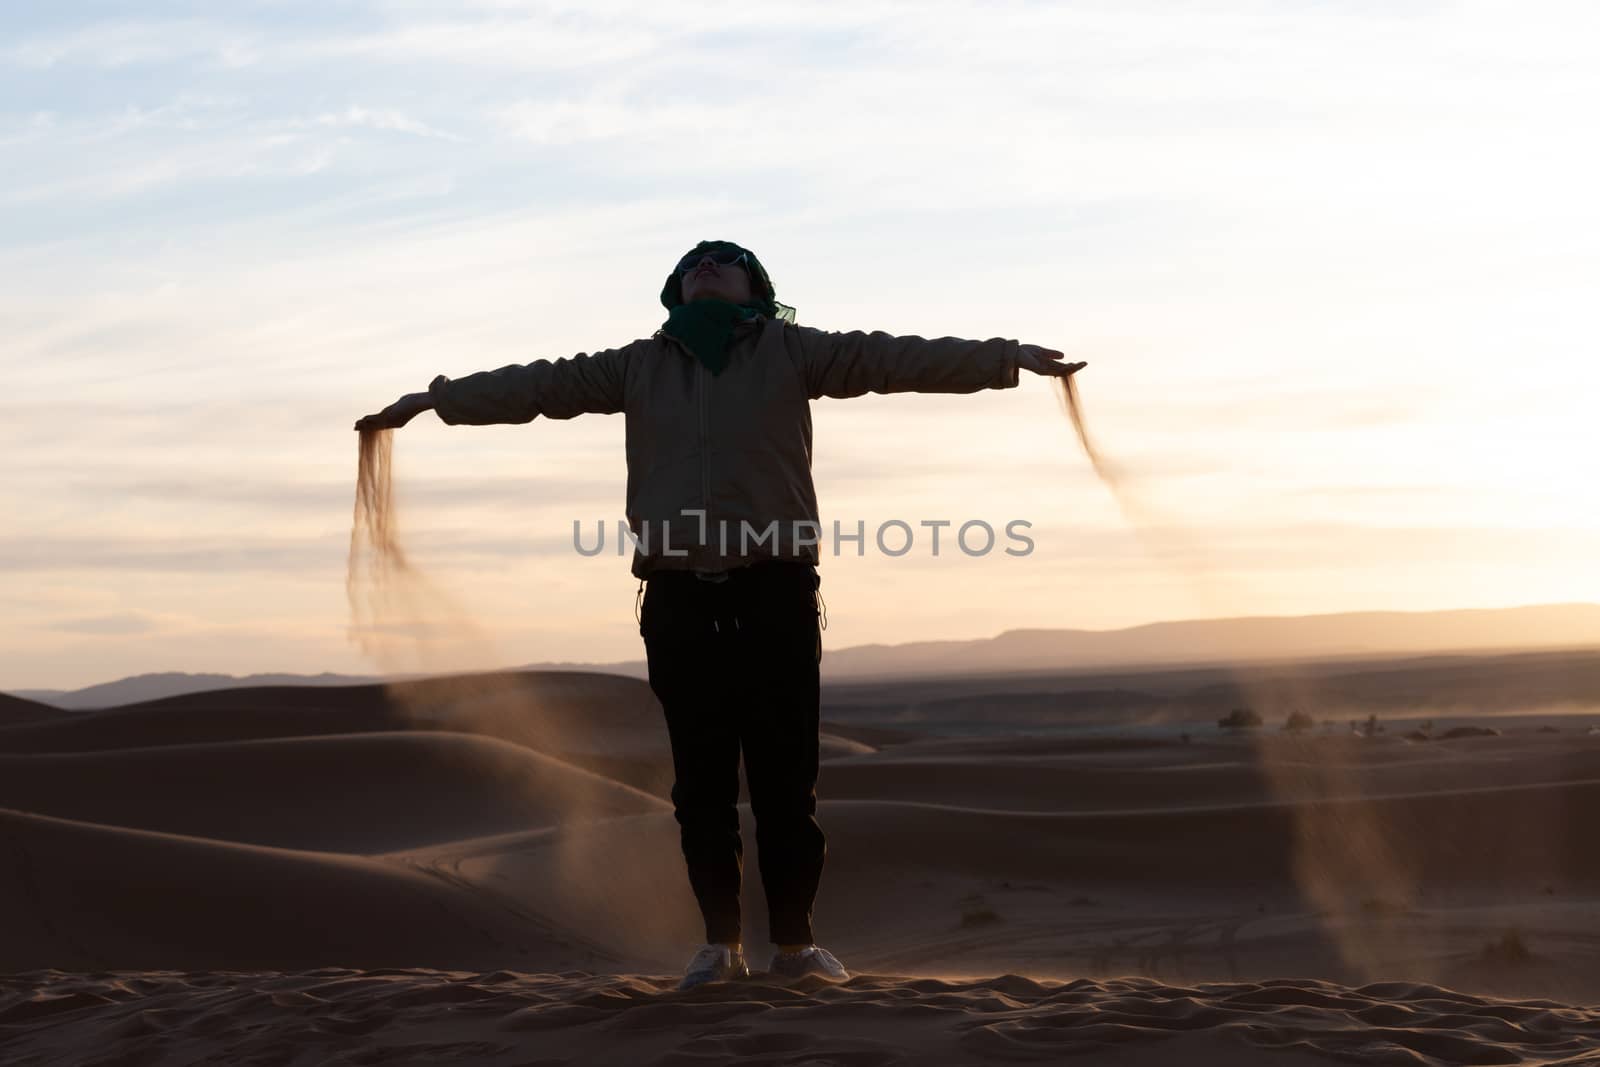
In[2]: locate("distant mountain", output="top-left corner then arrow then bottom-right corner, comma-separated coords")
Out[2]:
817,602 -> 1600,681
11,603 -> 1598,708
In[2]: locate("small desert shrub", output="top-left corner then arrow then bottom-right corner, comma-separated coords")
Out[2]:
1440,726 -> 1500,740
1218,707 -> 1263,729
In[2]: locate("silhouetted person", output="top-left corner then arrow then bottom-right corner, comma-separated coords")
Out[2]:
355,239 -> 1084,989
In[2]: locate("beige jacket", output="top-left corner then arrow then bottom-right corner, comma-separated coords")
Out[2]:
428,315 -> 1020,578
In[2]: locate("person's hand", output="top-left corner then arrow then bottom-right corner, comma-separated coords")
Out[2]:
354,391 -> 433,432
1017,344 -> 1087,379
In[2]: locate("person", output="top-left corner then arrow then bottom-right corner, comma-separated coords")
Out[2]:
354,239 -> 1085,990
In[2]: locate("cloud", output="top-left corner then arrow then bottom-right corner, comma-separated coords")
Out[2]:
2,19 -> 258,70
0,97 -> 459,205
52,474 -> 613,514
300,106 -> 460,140
44,611 -> 167,636
0,536 -> 343,575
0,525 -> 628,575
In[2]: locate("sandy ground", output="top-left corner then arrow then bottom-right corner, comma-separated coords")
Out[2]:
4,668 -> 1600,1065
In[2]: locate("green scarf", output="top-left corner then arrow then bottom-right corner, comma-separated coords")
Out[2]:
661,299 -> 764,376
658,239 -> 798,377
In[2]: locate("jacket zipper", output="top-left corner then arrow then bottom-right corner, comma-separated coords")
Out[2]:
697,358 -> 710,549
659,321 -> 765,558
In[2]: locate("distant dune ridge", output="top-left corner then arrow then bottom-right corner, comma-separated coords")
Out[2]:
13,602 -> 1600,707
11,670 -> 383,711
0,691 -> 64,726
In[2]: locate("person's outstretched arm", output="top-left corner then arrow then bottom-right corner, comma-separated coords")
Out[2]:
353,341 -> 639,431
782,324 -> 1084,400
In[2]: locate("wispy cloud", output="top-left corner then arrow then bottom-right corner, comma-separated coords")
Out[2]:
45,611 -> 169,636
3,19 -> 261,70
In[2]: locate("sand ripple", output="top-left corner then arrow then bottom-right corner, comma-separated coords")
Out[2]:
3,969 -> 1599,1066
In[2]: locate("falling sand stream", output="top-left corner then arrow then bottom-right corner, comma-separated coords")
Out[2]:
348,427 -> 689,961
1052,373 -> 1430,981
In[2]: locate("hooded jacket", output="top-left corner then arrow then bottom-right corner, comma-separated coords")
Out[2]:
428,316 -> 1020,579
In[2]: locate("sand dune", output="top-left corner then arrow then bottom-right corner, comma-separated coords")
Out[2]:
0,731 -> 666,853
820,646 -> 1600,728
0,671 -> 655,754
0,808 -> 619,975
0,692 -> 64,727
6,667 -> 1600,1063
387,779 -> 1600,996
0,672 -> 879,805
820,733 -> 1600,811
0,685 -> 404,754
808,783 -> 1600,892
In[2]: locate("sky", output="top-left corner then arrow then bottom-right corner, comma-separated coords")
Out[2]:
3,1 -> 1598,691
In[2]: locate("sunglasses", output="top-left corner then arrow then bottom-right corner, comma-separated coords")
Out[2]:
676,248 -> 750,275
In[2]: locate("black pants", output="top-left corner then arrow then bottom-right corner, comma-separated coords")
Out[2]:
639,559 -> 826,947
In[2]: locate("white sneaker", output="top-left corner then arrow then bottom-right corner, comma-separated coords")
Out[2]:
677,943 -> 750,991
767,944 -> 850,981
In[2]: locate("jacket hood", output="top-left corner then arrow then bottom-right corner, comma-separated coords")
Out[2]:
659,240 -> 797,324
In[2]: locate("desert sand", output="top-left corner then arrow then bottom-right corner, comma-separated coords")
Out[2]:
4,666 -> 1600,1065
